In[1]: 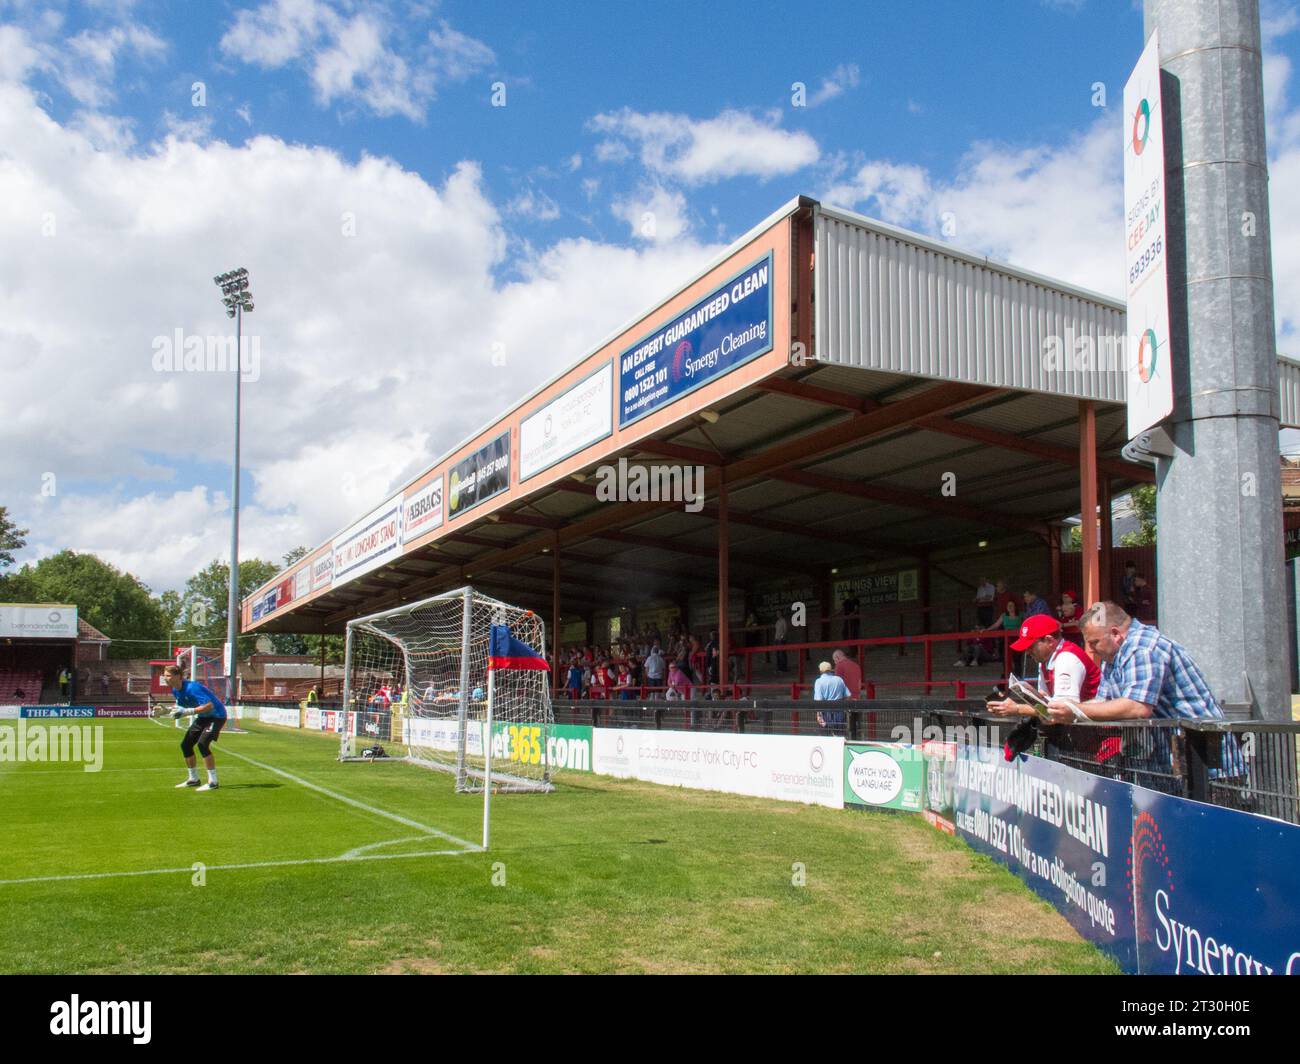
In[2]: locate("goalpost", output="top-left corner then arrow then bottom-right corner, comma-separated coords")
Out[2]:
339,587 -> 554,845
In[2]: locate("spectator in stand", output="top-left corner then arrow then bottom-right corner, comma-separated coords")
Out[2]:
1057,602 -> 1233,726
644,644 -> 666,697
590,660 -> 612,700
566,658 -> 584,700
956,600 -> 1019,667
1051,601 -> 1246,780
14,687 -> 26,701
1130,575 -> 1152,620
974,577 -> 996,628
842,592 -> 860,642
666,659 -> 691,700
688,637 -> 706,694
832,649 -> 862,699
1022,589 -> 1052,618
100,671 -> 110,696
705,630 -> 720,695
616,663 -> 635,700
813,661 -> 850,733
1121,561 -> 1139,615
987,615 -> 1100,717
994,580 -> 1016,617
1058,590 -> 1082,638
773,611 -> 789,673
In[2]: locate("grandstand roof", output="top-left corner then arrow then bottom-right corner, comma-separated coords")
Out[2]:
241,196 -> 1297,634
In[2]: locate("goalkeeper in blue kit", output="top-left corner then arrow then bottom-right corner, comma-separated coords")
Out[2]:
162,664 -> 227,792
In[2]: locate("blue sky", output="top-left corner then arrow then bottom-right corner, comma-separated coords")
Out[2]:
2,0 -> 1299,592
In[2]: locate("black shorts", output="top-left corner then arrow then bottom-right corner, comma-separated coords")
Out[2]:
183,716 -> 225,754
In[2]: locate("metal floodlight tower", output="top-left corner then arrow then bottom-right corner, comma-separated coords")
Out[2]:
212,267 -> 255,702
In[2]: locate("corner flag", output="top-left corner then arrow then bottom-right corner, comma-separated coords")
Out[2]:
488,624 -> 549,671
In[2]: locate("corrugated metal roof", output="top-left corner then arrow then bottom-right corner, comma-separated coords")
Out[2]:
1280,356 -> 1300,428
814,206 -> 1128,402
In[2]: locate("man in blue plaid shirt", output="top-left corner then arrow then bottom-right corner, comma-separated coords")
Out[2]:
1048,601 -> 1245,777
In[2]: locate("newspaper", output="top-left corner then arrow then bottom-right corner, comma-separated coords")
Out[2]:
1006,674 -> 1087,721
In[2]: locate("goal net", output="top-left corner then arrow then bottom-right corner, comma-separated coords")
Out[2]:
339,586 -> 554,795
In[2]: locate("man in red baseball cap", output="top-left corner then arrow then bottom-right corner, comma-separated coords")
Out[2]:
986,614 -> 1100,717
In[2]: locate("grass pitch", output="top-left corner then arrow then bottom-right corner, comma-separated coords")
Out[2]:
0,717 -> 1117,974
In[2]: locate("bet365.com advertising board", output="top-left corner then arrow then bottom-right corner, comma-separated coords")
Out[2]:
489,722 -> 593,773
593,727 -> 843,808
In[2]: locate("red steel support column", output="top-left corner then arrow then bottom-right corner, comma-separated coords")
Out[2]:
1079,400 -> 1100,608
1050,528 -> 1062,605
920,555 -> 932,635
552,534 -> 561,691
1100,475 -> 1113,602
718,479 -> 729,691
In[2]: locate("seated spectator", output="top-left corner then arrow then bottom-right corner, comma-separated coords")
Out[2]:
1057,590 -> 1080,629
956,600 -> 1019,667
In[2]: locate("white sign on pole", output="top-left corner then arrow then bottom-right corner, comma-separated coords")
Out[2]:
1124,30 -> 1174,438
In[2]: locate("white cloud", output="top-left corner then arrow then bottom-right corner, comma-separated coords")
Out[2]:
611,184 -> 690,243
588,107 -> 820,184
0,78 -> 724,590
508,187 -> 560,221
822,121 -> 1126,298
221,0 -> 493,120
808,63 -> 860,107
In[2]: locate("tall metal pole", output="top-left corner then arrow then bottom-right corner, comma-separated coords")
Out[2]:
224,302 -> 242,703
1145,0 -> 1287,718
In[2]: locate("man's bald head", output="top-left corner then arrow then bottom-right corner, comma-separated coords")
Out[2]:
1080,601 -> 1132,663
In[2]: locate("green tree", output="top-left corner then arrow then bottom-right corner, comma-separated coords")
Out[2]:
178,558 -> 281,656
0,550 -> 168,658
0,507 -> 27,569
282,545 -> 309,567
1119,485 -> 1157,546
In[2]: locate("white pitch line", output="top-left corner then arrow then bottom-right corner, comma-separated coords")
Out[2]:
0,846 -> 477,886
220,747 -> 481,853
340,836 -> 426,859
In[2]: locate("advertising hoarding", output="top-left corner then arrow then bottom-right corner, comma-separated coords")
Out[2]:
520,363 -> 613,481
618,255 -> 773,427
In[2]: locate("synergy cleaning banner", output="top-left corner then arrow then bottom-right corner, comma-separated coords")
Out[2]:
1130,788 -> 1300,975
844,742 -> 925,811
619,254 -> 773,427
954,746 -> 1137,971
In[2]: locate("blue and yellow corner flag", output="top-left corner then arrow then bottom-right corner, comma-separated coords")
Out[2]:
488,624 -> 549,671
